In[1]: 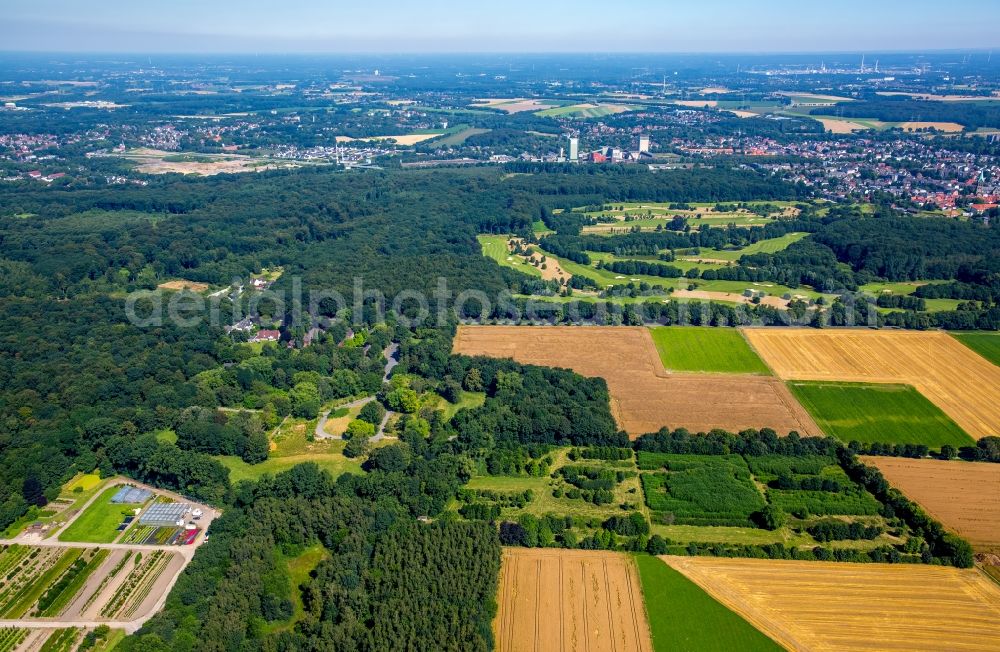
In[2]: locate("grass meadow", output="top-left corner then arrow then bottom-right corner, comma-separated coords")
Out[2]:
477,235 -> 543,278
702,232 -> 808,261
788,381 -> 975,448
218,450 -> 363,484
59,486 -> 143,543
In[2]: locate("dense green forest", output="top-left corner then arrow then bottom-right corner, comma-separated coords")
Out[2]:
119,464 -> 501,651
2,164 -> 998,534
0,161 -> 993,648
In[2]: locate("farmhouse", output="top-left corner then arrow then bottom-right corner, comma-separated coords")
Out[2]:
250,329 -> 281,343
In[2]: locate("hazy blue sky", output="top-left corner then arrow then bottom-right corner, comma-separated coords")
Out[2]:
1,0 -> 998,53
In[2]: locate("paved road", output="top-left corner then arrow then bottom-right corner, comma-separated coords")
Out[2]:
371,410 -> 394,443
315,342 -> 400,440
315,396 -> 374,440
382,342 -> 400,381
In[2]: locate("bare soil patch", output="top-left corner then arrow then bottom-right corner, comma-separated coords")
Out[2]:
671,289 -> 789,309
861,457 -> 1000,550
123,148 -> 284,175
744,328 -> 1000,438
157,280 -> 210,293
454,326 -> 819,437
815,118 -> 866,133
664,556 -> 1000,652
495,548 -> 652,652
509,238 -> 568,282
335,134 -> 441,145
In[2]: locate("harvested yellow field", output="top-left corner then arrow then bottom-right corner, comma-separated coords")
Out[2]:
664,556 -> 1000,652
673,99 -> 718,108
744,328 -> 1000,438
815,118 -> 866,133
861,456 -> 1000,549
454,326 -> 820,437
671,289 -> 790,309
157,279 -> 210,292
335,133 -> 441,145
471,98 -> 556,113
495,548 -> 652,652
898,121 -> 965,132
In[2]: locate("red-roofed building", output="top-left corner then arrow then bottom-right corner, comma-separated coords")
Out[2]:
250,329 -> 281,343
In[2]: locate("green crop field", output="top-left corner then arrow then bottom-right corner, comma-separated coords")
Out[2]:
59,486 -> 146,543
788,381 -> 975,448
651,523 -> 814,547
649,327 -> 770,374
640,454 -> 766,527
634,555 -> 781,652
430,127 -> 490,146
952,332 -> 1000,367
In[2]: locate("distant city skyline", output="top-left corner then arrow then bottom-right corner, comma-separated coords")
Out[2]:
1,0 -> 998,54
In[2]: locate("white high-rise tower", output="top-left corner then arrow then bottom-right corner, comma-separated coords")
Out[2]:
568,136 -> 579,163
638,134 -> 650,153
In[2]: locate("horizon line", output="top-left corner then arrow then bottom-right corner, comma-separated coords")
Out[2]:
1,48 -> 997,57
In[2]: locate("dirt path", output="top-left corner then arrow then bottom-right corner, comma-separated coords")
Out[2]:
17,629 -> 56,652
60,550 -> 129,618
